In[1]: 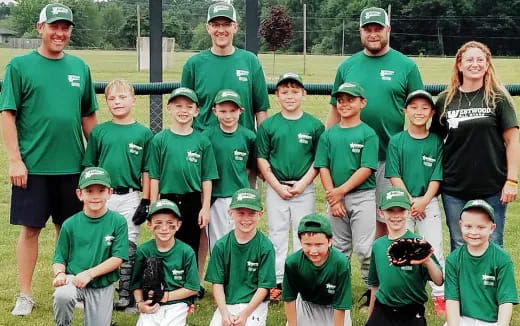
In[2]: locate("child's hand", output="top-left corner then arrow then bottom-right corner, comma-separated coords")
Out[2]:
72,270 -> 92,288
220,311 -> 235,326
330,201 -> 346,218
275,183 -> 294,200
231,312 -> 248,326
326,188 -> 344,206
410,197 -> 427,220
198,206 -> 210,228
288,181 -> 306,197
53,273 -> 68,287
137,299 -> 159,314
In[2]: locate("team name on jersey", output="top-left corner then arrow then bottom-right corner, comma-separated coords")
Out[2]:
446,107 -> 492,129
234,149 -> 247,161
68,74 -> 80,87
482,274 -> 496,286
236,70 -> 249,82
349,143 -> 364,153
380,70 -> 395,81
422,155 -> 436,167
247,260 -> 259,272
128,143 -> 143,155
104,235 -> 115,246
171,269 -> 185,281
186,151 -> 201,163
401,265 -> 413,271
297,133 -> 312,144
325,283 -> 336,294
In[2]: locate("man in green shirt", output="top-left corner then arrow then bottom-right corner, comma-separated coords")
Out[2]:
0,3 -> 98,316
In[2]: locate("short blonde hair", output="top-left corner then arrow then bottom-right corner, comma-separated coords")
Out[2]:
104,79 -> 135,97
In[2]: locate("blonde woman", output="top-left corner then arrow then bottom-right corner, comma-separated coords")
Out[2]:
431,41 -> 519,250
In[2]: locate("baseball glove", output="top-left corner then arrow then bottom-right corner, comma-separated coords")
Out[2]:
387,238 -> 433,266
132,199 -> 150,225
141,257 -> 165,305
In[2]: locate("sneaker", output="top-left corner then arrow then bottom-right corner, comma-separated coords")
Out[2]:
269,284 -> 282,304
11,293 -> 36,316
187,304 -> 196,315
433,296 -> 446,317
357,289 -> 371,308
114,297 -> 131,311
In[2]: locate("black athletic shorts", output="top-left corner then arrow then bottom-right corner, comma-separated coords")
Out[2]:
10,174 -> 82,228
366,299 -> 426,326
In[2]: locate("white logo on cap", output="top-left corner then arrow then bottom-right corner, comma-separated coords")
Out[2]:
342,82 -> 356,88
386,190 -> 404,200
237,193 -> 256,201
52,7 -> 69,15
155,200 -> 169,207
221,91 -> 238,97
283,72 -> 299,79
469,199 -> 488,207
213,5 -> 230,12
365,11 -> 382,19
175,87 -> 192,94
84,169 -> 105,178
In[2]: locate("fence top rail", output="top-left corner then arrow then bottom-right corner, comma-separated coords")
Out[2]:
1,81 -> 520,96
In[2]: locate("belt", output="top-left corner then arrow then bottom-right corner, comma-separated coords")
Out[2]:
279,181 -> 297,187
112,187 -> 137,195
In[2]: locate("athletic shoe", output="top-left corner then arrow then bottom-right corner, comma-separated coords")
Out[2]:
358,289 -> 371,308
269,284 -> 282,304
11,293 -> 36,316
433,296 -> 446,317
187,304 -> 196,315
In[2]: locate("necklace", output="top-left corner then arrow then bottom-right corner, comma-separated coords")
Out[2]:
461,90 -> 481,107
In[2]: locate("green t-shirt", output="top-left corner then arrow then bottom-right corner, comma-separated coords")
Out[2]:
314,123 -> 378,190
205,231 -> 276,304
330,49 -> 423,160
53,210 -> 128,288
148,129 -> 219,194
282,247 -> 352,310
202,125 -> 256,198
431,89 -> 519,199
256,112 -> 324,181
385,131 -> 443,197
368,230 -> 439,307
445,242 -> 519,322
0,50 -> 98,174
181,48 -> 270,131
82,121 -> 153,189
131,239 -> 199,305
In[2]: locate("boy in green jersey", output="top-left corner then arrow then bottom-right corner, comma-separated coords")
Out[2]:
385,90 -> 445,315
366,186 -> 443,326
205,188 -> 276,326
314,82 -> 378,303
445,200 -> 518,326
131,199 -> 199,326
148,87 -> 219,293
203,89 -> 256,251
257,72 -> 324,301
52,167 -> 129,326
83,79 -> 153,310
283,213 -> 353,326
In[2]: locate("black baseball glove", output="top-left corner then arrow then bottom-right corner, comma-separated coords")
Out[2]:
132,199 -> 150,225
142,257 -> 165,305
387,238 -> 433,266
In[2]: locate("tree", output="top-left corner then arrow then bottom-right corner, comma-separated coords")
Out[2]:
190,22 -> 211,50
99,1 -> 125,48
259,5 -> 293,75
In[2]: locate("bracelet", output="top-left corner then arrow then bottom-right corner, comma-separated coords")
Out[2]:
54,271 -> 65,278
506,179 -> 518,186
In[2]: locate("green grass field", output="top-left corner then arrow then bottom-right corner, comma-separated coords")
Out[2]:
0,48 -> 518,326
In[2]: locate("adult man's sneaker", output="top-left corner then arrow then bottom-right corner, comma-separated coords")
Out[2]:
11,293 -> 36,316
433,296 -> 446,317
269,284 -> 282,304
358,289 -> 371,308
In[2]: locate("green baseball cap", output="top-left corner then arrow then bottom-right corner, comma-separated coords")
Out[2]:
298,213 -> 332,237
168,87 -> 198,105
213,89 -> 242,108
38,3 -> 74,26
360,7 -> 389,27
332,82 -> 366,98
148,199 -> 182,221
79,167 -> 111,189
405,90 -> 434,108
460,199 -> 495,222
229,188 -> 263,211
207,2 -> 237,23
379,186 -> 411,210
275,72 -> 305,89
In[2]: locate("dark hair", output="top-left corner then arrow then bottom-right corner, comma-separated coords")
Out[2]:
298,231 -> 332,240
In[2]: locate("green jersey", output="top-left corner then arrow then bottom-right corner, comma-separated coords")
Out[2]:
314,123 -> 378,190
202,125 -> 256,197
205,230 -> 276,304
131,239 -> 199,305
282,248 -> 352,310
385,131 -> 443,197
0,50 -> 98,174
181,48 -> 270,131
331,49 -> 423,160
368,230 -> 439,306
82,121 -> 153,189
445,242 -> 519,322
148,129 -> 219,194
256,112 -> 324,181
53,210 -> 128,288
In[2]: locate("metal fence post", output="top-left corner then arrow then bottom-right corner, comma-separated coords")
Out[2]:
149,0 -> 163,133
